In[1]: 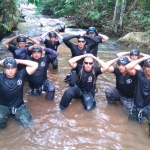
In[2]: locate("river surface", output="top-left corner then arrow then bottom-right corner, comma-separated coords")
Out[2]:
0,22 -> 150,149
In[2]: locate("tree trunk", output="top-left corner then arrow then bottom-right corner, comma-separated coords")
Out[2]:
112,0 -> 120,32
119,0 -> 127,30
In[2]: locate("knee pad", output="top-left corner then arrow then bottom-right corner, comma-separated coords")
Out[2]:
105,88 -> 116,104
68,70 -> 77,87
46,90 -> 55,100
82,92 -> 96,110
52,59 -> 58,69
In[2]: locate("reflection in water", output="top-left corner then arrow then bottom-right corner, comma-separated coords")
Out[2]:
0,32 -> 150,150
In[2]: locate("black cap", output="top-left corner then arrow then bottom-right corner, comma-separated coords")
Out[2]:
87,26 -> 98,36
31,46 -> 42,53
117,56 -> 129,65
144,58 -> 150,67
48,31 -> 57,38
16,36 -> 26,42
3,58 -> 17,68
130,49 -> 140,56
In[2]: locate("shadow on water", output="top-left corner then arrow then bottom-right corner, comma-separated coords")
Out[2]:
0,25 -> 150,149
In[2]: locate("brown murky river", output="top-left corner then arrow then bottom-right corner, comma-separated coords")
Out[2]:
0,28 -> 150,150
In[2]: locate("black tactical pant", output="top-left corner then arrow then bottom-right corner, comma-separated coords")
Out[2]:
28,79 -> 55,100
59,87 -> 96,110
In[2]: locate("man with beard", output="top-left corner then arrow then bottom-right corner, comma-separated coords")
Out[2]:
15,45 -> 58,100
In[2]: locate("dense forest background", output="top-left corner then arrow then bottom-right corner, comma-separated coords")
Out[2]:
0,0 -> 150,37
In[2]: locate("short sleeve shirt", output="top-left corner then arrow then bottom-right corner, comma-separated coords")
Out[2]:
74,64 -> 102,92
113,67 -> 136,98
0,69 -> 28,107
134,70 -> 150,108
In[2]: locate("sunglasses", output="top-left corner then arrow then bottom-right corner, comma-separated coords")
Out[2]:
84,61 -> 93,65
78,40 -> 85,43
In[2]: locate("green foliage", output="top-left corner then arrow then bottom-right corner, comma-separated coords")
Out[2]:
0,23 -> 11,31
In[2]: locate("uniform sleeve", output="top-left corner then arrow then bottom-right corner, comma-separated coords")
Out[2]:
74,64 -> 82,74
63,35 -> 79,47
8,44 -> 17,56
44,48 -> 59,61
84,35 -> 101,50
95,67 -> 102,76
134,70 -> 140,81
15,47 -> 28,59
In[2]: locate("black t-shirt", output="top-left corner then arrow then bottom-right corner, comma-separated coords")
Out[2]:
113,67 -> 136,98
8,44 -> 31,57
134,70 -> 150,108
27,56 -> 52,88
44,39 -> 60,55
0,69 -> 28,107
85,36 -> 102,56
74,64 -> 102,92
8,44 -> 31,70
139,61 -> 144,68
63,35 -> 101,65
67,44 -> 91,65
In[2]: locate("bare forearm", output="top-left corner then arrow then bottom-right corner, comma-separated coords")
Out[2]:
2,36 -> 18,49
106,58 -> 118,67
98,33 -> 109,42
69,55 -> 86,64
116,52 -> 129,57
16,59 -> 37,67
28,37 -> 40,45
126,56 -> 149,70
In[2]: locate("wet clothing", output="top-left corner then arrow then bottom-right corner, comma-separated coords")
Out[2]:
0,68 -> 32,129
41,38 -> 63,69
8,44 -> 31,70
60,64 -> 102,110
41,39 -> 62,54
63,35 -> 101,65
128,105 -> 150,124
0,69 -> 27,107
133,70 -> 150,108
105,67 -> 136,112
0,104 -> 32,129
85,36 -> 102,57
28,79 -> 55,100
105,88 -> 134,112
114,67 -> 136,97
15,47 -> 58,100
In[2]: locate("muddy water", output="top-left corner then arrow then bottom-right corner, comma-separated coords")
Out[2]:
0,34 -> 150,150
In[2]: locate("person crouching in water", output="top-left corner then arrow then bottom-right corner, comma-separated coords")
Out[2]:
105,56 -> 141,113
59,54 -> 109,110
0,57 -> 38,129
126,55 -> 150,136
15,45 -> 59,100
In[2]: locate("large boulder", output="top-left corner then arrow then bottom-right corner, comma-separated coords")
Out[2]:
117,31 -> 150,48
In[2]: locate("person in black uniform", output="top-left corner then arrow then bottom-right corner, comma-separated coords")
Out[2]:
63,34 -> 101,86
0,57 -> 38,129
2,34 -> 40,70
86,26 -> 109,57
40,30 -> 63,69
126,55 -> 150,136
60,53 -> 109,111
15,45 -> 59,100
105,56 -> 141,112
116,49 -> 148,68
